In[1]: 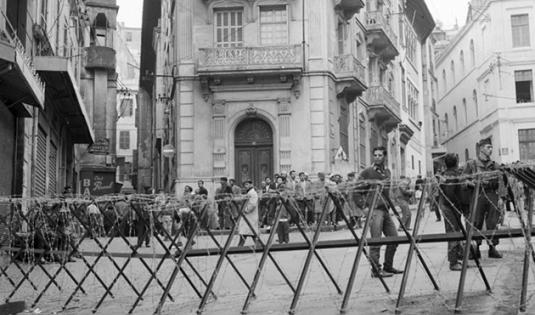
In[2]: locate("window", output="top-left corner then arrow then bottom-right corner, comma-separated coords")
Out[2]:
515,70 -> 533,103
260,5 -> 287,45
407,80 -> 419,120
215,9 -> 243,47
465,148 -> 469,161
462,98 -> 467,125
469,39 -> 475,67
119,131 -> 130,149
119,98 -> 133,117
511,14 -> 530,48
418,160 -> 421,174
460,50 -> 465,76
406,27 -> 417,64
519,129 -> 535,160
398,6 -> 404,46
63,22 -> 69,57
450,60 -> 456,84
401,66 -> 407,110
473,89 -> 479,116
442,69 -> 447,94
126,31 -> 132,42
339,103 -> 349,156
411,155 -> 414,170
359,114 -> 367,169
453,106 -> 458,131
94,13 -> 109,46
444,113 -> 449,134
337,21 -> 346,54
40,0 -> 48,28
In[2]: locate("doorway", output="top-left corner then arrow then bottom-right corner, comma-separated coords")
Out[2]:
234,118 -> 273,188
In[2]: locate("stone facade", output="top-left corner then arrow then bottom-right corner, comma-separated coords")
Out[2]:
141,0 -> 435,194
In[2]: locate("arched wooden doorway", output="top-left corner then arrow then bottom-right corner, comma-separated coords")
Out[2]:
234,118 -> 273,187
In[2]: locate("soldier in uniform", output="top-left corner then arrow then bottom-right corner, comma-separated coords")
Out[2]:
463,137 -> 503,259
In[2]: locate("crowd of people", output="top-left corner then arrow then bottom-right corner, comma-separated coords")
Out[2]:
4,137 -> 520,281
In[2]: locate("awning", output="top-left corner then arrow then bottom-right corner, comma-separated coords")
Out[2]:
34,56 -> 95,144
0,39 -> 46,109
405,0 -> 436,42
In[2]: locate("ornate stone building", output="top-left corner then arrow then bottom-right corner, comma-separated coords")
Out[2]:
139,0 -> 435,193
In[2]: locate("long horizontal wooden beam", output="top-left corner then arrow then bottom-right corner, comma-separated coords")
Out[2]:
2,228 -> 532,260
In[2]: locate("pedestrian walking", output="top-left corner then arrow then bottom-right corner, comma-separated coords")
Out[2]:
238,180 -> 260,247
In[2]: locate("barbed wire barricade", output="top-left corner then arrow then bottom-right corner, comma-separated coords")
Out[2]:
0,168 -> 535,314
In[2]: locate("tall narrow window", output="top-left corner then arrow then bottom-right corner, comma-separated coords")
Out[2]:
473,89 -> 479,116
515,70 -> 533,103
119,131 -> 130,149
442,69 -> 447,94
450,60 -> 456,84
401,66 -> 407,109
411,155 -> 414,170
460,50 -> 465,76
463,98 -> 468,125
511,14 -> 531,48
40,0 -> 48,28
465,148 -> 469,161
339,103 -> 349,156
469,39 -> 475,67
444,113 -> 449,135
215,9 -> 243,47
453,106 -> 458,131
337,21 -> 346,54
260,5 -> 287,46
359,114 -> 367,169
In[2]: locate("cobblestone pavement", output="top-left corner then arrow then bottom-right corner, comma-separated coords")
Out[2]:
1,208 -> 534,315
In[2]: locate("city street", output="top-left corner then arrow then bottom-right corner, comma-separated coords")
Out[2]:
2,207 -> 534,315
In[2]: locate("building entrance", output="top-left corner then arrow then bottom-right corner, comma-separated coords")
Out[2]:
234,118 -> 273,188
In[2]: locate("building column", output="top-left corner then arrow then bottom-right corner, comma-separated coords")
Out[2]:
177,80 -> 195,178
212,100 -> 226,177
278,98 -> 292,172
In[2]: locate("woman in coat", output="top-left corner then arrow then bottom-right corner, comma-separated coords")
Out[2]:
238,180 -> 260,247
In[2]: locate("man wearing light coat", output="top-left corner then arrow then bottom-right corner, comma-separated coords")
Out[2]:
238,180 -> 260,247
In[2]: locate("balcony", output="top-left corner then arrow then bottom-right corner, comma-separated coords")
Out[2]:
34,56 -> 95,143
0,29 -> 45,110
85,46 -> 116,70
365,85 -> 401,132
333,54 -> 367,101
366,11 -> 399,62
197,45 -> 303,76
334,0 -> 365,20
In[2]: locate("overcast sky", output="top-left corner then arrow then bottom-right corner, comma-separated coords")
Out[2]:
116,0 -> 470,29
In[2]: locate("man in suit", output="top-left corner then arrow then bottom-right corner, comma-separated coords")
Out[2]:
295,172 -> 314,224
359,146 -> 402,278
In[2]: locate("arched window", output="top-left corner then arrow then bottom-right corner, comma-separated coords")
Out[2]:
469,39 -> 475,67
453,106 -> 458,131
462,98 -> 467,125
92,13 -> 109,46
442,69 -> 447,94
460,50 -> 465,76
450,60 -> 456,84
472,89 -> 479,116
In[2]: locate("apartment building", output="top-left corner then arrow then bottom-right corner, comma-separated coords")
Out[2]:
138,0 -> 435,193
436,0 -> 535,165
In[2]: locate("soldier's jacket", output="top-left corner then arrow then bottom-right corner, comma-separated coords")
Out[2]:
462,157 -> 504,194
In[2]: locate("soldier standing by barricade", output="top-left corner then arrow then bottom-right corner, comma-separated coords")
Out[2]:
463,137 -> 504,259
438,153 -> 464,271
